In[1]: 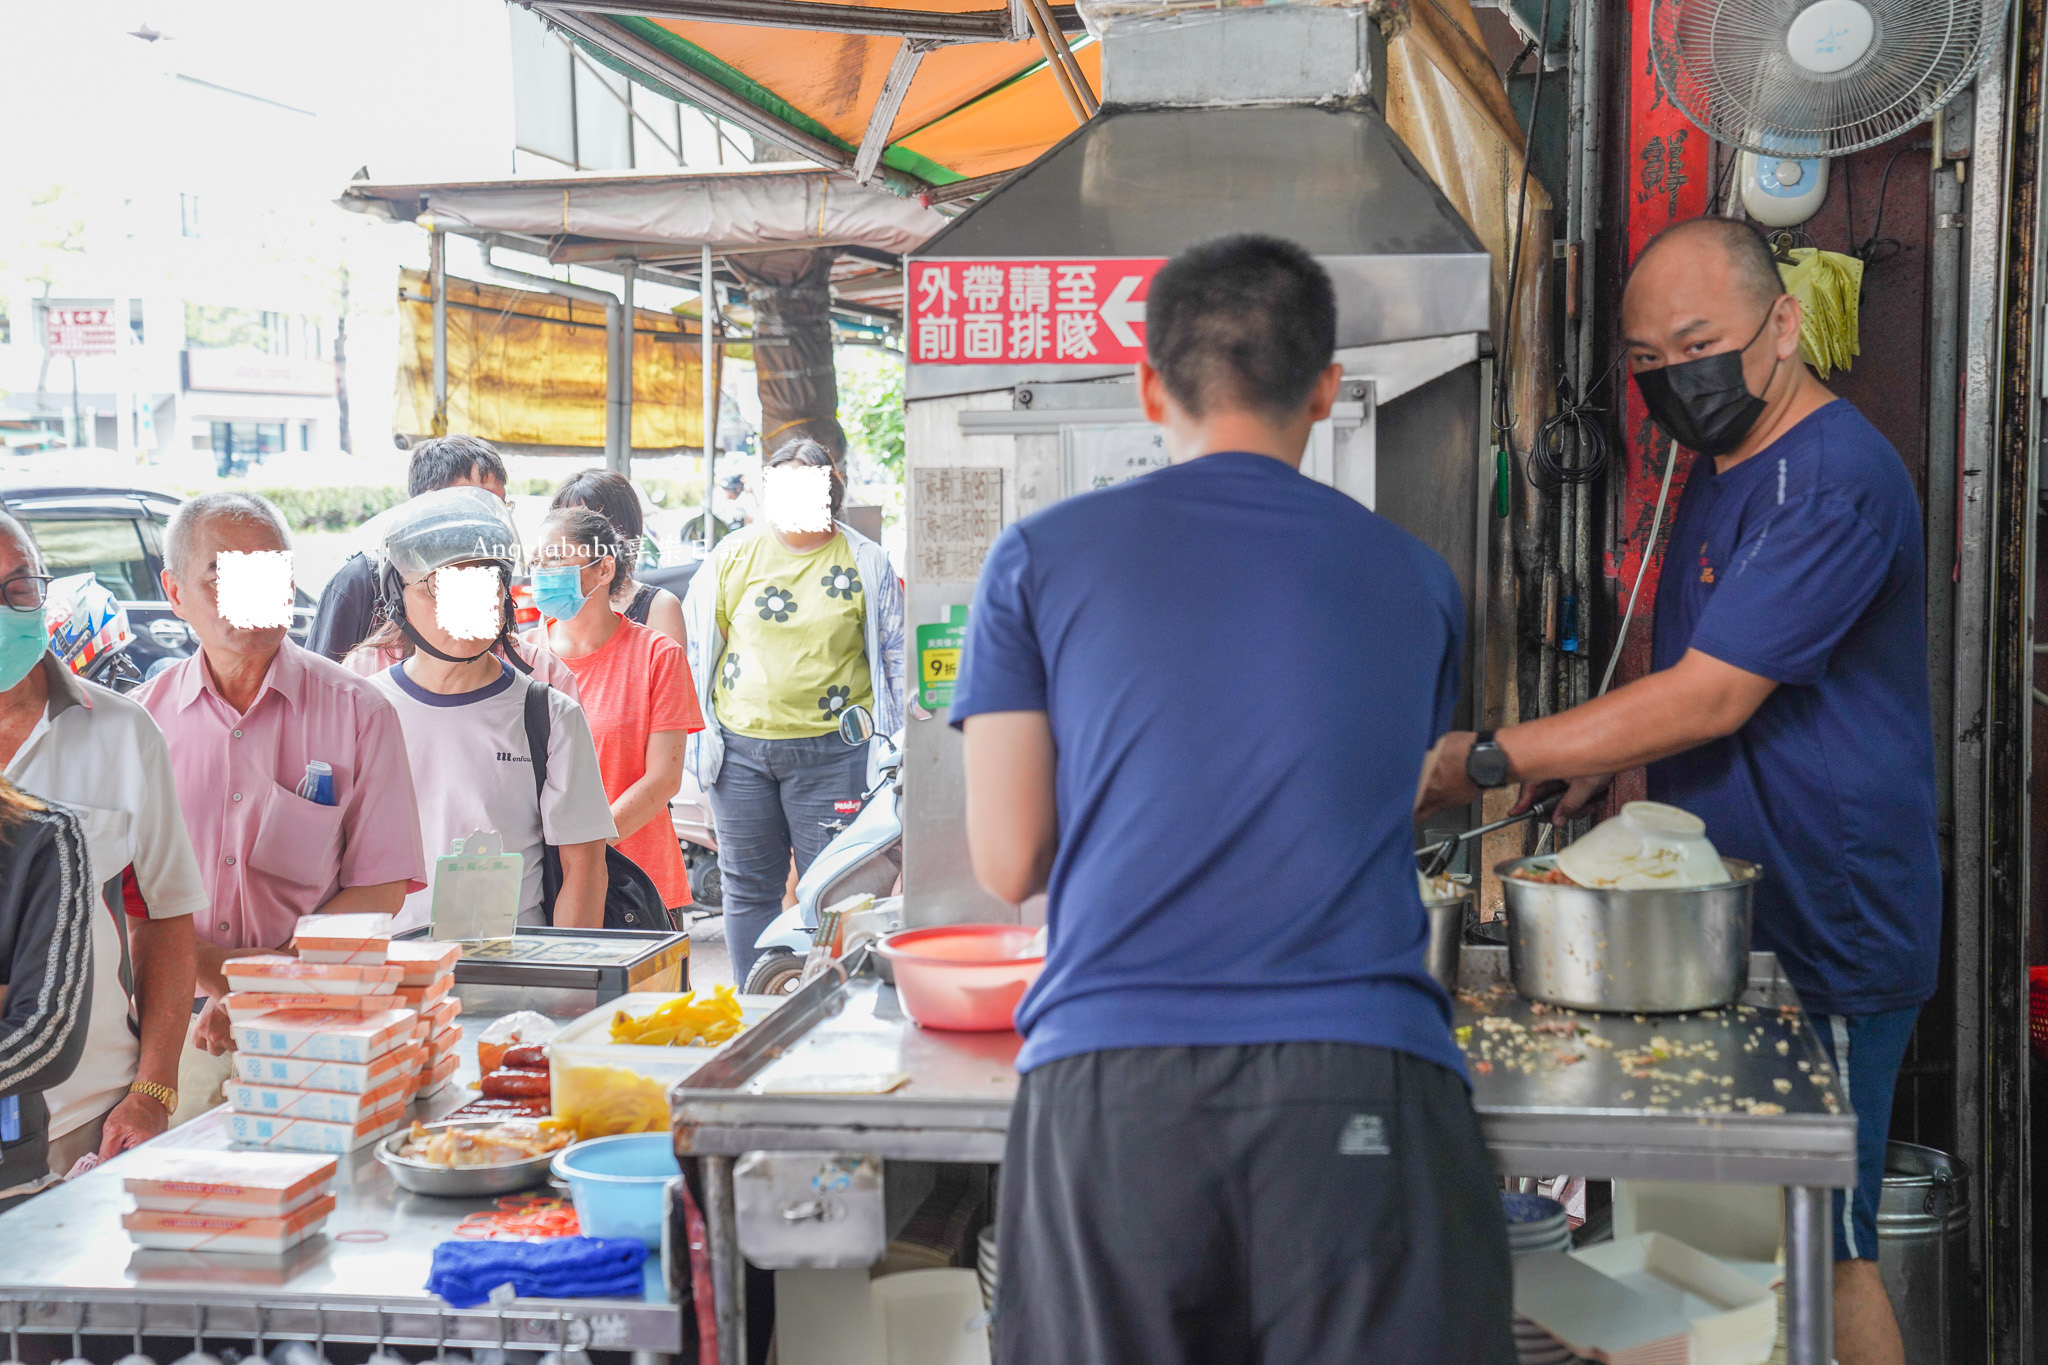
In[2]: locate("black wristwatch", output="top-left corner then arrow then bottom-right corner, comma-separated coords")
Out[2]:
1466,730 -> 1512,789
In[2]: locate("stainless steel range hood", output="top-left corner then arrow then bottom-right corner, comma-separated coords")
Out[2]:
908,3 -> 1492,404
899,2 -> 1496,928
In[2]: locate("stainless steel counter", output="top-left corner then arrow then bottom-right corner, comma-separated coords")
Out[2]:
0,984 -> 682,1356
669,948 -> 1857,1365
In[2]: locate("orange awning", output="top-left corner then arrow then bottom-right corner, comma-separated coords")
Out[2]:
536,1 -> 1097,188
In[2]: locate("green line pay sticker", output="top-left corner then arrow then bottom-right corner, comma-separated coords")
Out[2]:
916,604 -> 969,710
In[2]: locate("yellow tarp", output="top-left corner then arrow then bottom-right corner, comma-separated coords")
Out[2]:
394,268 -> 705,452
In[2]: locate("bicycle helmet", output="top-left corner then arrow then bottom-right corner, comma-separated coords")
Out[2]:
380,485 -> 521,583
46,573 -> 134,676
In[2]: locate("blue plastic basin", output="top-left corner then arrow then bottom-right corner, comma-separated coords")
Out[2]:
552,1133 -> 679,1248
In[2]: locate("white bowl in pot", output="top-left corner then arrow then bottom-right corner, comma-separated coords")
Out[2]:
1554,801 -> 1725,890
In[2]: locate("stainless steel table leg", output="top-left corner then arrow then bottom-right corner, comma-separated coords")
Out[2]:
701,1155 -> 746,1365
1783,1185 -> 1834,1365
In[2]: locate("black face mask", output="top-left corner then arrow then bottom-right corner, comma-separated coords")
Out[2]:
1632,305 -> 1780,457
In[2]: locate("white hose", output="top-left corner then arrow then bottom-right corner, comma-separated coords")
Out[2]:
1598,439 -> 1680,698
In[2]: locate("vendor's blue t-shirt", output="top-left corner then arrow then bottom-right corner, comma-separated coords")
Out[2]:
949,451 -> 1467,1077
1648,400 -> 1939,1017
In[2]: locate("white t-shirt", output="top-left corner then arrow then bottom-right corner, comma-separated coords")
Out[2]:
7,656 -> 208,1142
371,661 -> 617,932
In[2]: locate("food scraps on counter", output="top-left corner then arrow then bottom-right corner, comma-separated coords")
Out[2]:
1453,987 -> 1839,1118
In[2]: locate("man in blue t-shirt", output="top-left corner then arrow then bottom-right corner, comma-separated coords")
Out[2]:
952,235 -> 1512,1365
1419,217 -> 1932,1365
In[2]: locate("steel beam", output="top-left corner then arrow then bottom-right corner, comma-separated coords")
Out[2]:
1957,43 -> 2014,1357
854,39 -> 930,184
533,0 -> 1083,40
429,225 -> 448,436
701,244 -> 721,547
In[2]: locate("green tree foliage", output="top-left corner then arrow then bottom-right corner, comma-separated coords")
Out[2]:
837,347 -> 904,476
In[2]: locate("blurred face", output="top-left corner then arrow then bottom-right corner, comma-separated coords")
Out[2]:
164,516 -> 294,661
405,560 -> 504,654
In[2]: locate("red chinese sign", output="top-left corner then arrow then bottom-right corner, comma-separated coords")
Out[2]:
43,305 -> 116,359
1613,1 -> 1709,670
906,258 -> 1165,365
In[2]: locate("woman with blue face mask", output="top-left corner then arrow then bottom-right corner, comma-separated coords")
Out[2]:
536,507 -> 705,916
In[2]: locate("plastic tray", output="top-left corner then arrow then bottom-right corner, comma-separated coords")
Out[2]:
1570,1234 -> 1778,1365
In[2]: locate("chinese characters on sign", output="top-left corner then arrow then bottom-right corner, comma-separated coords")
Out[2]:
908,258 -> 1166,365
912,468 -> 1004,581
42,304 -> 117,359
1063,423 -> 1172,496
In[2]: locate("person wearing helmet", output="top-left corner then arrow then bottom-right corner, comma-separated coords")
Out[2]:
362,488 -> 618,931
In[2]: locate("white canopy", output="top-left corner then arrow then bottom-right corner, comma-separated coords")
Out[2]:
341,166 -> 947,258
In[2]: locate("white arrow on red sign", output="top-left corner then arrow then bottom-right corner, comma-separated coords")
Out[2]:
907,257 -> 1166,365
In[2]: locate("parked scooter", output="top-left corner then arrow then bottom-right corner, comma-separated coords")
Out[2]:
742,703 -> 904,996
670,767 -> 721,908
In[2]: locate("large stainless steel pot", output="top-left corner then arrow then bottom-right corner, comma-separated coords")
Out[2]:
1495,856 -> 1759,1012
1422,890 -> 1468,991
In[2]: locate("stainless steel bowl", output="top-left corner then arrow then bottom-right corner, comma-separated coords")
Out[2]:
1422,891 -> 1469,991
1495,856 -> 1760,1012
374,1120 -> 557,1197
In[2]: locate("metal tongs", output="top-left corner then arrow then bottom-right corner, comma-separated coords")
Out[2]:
1416,795 -> 1562,879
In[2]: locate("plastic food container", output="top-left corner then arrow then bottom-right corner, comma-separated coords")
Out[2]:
551,1133 -> 680,1247
548,992 -> 783,1138
875,925 -> 1044,1032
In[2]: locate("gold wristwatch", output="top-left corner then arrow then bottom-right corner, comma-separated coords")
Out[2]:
129,1080 -> 178,1114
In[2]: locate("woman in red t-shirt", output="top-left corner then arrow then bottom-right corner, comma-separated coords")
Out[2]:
531,506 -> 705,910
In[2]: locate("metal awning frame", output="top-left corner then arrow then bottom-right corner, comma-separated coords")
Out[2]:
520,1 -> 1072,200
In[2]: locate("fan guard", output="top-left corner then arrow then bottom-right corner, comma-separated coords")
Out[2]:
1650,0 -> 2005,157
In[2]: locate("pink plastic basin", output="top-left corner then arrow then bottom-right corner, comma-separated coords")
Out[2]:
877,924 -> 1045,1032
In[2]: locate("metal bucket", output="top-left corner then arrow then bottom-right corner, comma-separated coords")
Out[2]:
1877,1140 -> 1968,1365
1495,857 -> 1758,1012
1422,892 -> 1468,991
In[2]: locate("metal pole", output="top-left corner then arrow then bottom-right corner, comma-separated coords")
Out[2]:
610,262 -> 636,474
701,245 -> 721,549
1957,51 -> 2013,1338
604,299 -> 624,469
699,1155 -> 744,1365
429,226 -> 448,437
1781,1186 -> 1834,1365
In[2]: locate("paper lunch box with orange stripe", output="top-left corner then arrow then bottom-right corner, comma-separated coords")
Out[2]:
385,939 -> 462,985
225,1105 -> 408,1154
393,976 -> 452,1009
231,1008 -> 417,1064
222,991 -> 400,1023
228,1074 -> 412,1125
120,1149 -> 336,1209
123,1194 -> 337,1252
232,1041 -> 423,1093
224,956 -> 403,994
291,913 -> 396,965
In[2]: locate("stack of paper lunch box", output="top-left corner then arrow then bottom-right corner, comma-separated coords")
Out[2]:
119,1148 -> 339,1253
224,914 -> 423,1152
386,937 -> 464,1100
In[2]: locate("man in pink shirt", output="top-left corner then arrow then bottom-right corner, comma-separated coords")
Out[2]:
137,492 -> 426,1105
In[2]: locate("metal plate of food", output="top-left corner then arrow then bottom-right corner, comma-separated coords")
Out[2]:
374,1118 -> 573,1197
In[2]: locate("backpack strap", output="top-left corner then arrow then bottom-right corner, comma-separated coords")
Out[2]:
520,676 -> 564,921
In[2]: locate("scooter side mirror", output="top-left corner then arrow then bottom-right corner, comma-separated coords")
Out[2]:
838,704 -> 876,746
